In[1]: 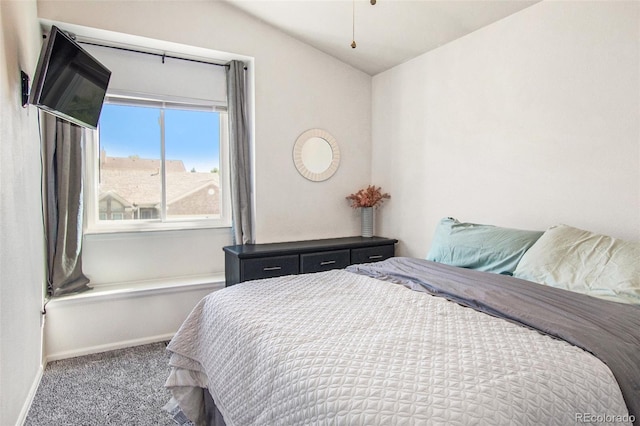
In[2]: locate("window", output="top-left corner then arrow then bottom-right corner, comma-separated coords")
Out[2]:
85,95 -> 230,232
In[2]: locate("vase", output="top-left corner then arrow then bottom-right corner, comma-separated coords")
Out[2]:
361,207 -> 373,238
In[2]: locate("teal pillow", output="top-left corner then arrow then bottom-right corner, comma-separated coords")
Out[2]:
426,218 -> 543,275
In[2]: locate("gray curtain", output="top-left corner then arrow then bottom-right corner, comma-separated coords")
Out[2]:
43,114 -> 91,296
226,60 -> 253,244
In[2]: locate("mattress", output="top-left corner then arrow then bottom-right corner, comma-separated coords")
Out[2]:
165,258 -> 636,426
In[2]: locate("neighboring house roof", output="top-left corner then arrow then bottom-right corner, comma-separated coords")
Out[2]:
99,155 -> 220,210
99,190 -> 131,208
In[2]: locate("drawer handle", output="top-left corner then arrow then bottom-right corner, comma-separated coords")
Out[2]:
263,266 -> 282,271
320,260 -> 337,266
368,255 -> 384,260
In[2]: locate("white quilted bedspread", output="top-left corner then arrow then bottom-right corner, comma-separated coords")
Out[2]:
166,270 -> 630,426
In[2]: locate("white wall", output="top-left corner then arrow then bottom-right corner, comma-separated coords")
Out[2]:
83,228 -> 232,284
0,1 -> 47,424
372,0 -> 640,257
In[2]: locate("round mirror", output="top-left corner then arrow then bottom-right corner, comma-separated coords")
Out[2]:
293,129 -> 340,181
301,137 -> 333,173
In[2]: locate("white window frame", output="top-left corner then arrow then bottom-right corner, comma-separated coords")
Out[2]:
84,92 -> 231,234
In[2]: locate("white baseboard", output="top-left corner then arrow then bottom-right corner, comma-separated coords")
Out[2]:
46,333 -> 175,363
15,364 -> 43,426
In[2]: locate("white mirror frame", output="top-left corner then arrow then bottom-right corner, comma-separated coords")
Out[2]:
293,129 -> 340,182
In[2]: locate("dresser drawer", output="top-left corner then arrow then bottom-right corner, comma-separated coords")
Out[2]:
300,249 -> 350,273
351,245 -> 394,264
241,255 -> 299,282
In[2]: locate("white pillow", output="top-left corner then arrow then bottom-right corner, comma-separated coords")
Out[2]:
514,224 -> 640,304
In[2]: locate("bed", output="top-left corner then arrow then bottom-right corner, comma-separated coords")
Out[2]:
165,221 -> 640,426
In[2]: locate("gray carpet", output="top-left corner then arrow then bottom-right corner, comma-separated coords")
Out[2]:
26,342 -> 175,426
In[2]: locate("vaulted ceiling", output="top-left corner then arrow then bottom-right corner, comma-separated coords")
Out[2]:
221,0 -> 540,75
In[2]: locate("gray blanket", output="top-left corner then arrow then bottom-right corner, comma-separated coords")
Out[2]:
347,257 -> 640,424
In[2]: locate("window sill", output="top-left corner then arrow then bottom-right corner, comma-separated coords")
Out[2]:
84,221 -> 232,236
46,273 -> 226,305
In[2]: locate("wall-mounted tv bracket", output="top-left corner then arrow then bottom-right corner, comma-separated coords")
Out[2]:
21,70 -> 29,108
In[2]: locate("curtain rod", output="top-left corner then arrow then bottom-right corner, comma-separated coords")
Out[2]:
78,40 -> 230,68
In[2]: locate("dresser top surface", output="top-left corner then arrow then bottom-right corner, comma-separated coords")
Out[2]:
223,236 -> 397,258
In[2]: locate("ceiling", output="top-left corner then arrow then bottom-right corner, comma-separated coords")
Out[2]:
221,0 -> 540,75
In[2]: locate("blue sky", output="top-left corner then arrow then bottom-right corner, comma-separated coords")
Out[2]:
99,104 -> 220,172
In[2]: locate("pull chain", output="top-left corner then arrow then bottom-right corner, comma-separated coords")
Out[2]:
351,0 -> 377,49
351,0 -> 357,49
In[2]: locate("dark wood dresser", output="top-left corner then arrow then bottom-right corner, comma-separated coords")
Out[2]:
223,236 -> 398,286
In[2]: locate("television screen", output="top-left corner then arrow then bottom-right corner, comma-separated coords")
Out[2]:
30,26 -> 111,129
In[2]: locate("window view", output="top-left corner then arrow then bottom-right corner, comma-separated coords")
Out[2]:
97,101 -> 223,223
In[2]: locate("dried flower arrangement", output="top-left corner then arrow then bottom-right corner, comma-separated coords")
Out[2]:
346,185 -> 390,208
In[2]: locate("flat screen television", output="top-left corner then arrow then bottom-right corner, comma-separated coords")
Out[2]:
30,26 -> 111,129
